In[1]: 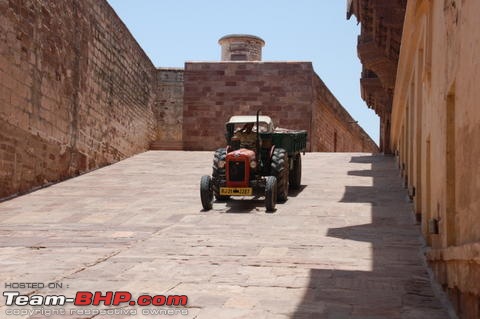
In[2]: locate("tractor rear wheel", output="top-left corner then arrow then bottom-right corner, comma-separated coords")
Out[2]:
271,148 -> 289,202
212,148 -> 230,201
289,153 -> 302,190
265,176 -> 277,212
200,175 -> 213,210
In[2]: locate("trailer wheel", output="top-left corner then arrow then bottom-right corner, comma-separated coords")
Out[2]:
271,148 -> 289,202
212,148 -> 230,201
265,176 -> 277,212
200,175 -> 213,210
289,154 -> 302,190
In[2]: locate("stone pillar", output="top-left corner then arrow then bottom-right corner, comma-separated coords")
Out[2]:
380,113 -> 392,154
218,34 -> 265,61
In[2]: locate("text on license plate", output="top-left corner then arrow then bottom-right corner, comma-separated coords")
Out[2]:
220,187 -> 252,196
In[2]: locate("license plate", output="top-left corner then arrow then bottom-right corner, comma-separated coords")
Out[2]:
220,187 -> 252,196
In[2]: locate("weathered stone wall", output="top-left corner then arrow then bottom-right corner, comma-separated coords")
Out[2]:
183,61 -> 378,153
347,0 -> 407,154
390,1 -> 480,318
0,0 -> 377,200
151,68 -> 184,150
312,75 -> 378,152
183,62 -> 315,151
0,0 -> 156,198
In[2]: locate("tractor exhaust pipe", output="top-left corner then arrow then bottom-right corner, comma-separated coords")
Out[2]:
256,109 -> 261,169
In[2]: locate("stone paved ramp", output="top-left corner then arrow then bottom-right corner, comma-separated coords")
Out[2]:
0,151 -> 450,319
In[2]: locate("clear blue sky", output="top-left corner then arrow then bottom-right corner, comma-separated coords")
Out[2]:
106,0 -> 379,144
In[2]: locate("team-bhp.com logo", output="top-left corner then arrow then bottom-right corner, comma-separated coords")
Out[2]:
4,291 -> 188,306
4,291 -> 189,316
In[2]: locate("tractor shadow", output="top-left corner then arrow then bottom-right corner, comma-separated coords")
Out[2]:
220,185 -> 307,214
222,197 -> 270,214
288,184 -> 307,197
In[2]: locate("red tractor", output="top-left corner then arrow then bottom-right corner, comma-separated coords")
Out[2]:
200,112 -> 307,212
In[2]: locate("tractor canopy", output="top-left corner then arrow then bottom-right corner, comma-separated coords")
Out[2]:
226,115 -> 274,132
225,116 -> 274,144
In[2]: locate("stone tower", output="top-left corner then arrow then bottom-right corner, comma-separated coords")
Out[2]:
218,34 -> 265,61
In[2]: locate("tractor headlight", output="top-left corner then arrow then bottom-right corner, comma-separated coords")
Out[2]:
218,160 -> 225,168
250,160 -> 257,169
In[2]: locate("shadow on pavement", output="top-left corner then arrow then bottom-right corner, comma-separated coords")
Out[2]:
223,198 -> 267,214
290,154 -> 449,319
220,185 -> 307,214
288,185 -> 308,197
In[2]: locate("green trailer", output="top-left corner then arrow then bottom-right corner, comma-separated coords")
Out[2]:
260,130 -> 307,156
260,130 -> 307,189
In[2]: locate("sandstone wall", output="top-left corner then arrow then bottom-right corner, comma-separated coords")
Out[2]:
183,62 -> 314,151
347,1 -> 406,154
312,75 -> 378,152
391,1 -> 480,318
183,61 -> 378,153
0,0 -> 156,198
151,68 -> 184,150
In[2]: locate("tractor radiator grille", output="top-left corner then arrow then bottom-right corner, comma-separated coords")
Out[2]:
228,161 -> 246,182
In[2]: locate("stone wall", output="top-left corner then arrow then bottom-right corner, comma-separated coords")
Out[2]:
183,62 -> 315,151
347,1 -> 407,154
183,61 -> 378,153
151,68 -> 184,150
389,1 -> 480,318
0,0 -> 378,200
312,75 -> 378,152
0,0 -> 156,198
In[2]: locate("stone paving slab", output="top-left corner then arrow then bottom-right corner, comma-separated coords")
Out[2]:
0,151 -> 450,318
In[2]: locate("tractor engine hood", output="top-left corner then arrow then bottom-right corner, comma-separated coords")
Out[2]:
226,149 -> 256,161
225,148 -> 256,188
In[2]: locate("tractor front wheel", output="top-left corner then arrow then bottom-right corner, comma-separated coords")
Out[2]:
200,175 -> 213,210
212,148 -> 230,201
265,176 -> 277,212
